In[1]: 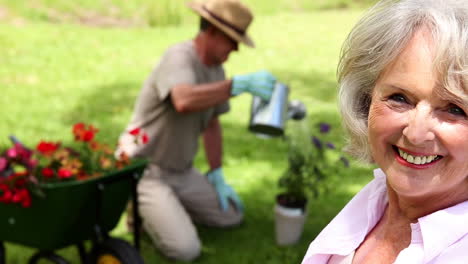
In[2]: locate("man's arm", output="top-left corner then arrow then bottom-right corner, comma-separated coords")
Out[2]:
170,70 -> 277,114
203,116 -> 222,170
171,80 -> 232,113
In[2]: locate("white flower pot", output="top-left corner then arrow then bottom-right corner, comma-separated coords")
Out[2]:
274,203 -> 307,245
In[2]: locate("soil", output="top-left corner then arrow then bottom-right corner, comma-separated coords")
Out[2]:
276,193 -> 307,211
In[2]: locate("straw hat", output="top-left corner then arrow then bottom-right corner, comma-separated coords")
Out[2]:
187,0 -> 255,48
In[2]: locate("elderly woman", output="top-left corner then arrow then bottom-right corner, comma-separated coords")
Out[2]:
302,0 -> 468,263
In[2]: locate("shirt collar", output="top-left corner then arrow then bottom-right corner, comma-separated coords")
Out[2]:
302,168 -> 388,260
418,200 -> 468,261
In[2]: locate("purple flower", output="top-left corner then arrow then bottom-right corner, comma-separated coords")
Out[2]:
340,156 -> 350,167
312,136 -> 323,149
326,142 -> 335,149
319,123 -> 331,134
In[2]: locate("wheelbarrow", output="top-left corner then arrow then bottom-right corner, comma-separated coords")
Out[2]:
0,159 -> 148,264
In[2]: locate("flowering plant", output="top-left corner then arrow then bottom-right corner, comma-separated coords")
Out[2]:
278,122 -> 349,209
0,123 -> 147,208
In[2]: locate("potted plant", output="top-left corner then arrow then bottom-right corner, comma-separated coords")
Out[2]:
275,121 -> 349,245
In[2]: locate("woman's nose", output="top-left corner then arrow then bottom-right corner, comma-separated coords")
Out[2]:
402,104 -> 435,145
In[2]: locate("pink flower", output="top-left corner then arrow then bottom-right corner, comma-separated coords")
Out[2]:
14,143 -> 33,161
6,148 -> 18,159
27,159 -> 38,169
0,157 -> 7,171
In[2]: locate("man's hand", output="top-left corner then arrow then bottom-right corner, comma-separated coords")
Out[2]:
231,70 -> 276,101
206,167 -> 243,212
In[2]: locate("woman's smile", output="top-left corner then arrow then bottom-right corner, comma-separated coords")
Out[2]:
392,145 -> 443,168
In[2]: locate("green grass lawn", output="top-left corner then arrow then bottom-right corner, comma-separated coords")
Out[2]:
0,9 -> 377,264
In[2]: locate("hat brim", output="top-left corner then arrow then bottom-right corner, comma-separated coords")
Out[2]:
187,2 -> 255,48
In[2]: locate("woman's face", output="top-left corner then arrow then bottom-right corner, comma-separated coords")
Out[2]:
368,29 -> 468,202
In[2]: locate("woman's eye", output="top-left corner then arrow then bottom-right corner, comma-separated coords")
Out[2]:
388,93 -> 408,103
448,104 -> 467,117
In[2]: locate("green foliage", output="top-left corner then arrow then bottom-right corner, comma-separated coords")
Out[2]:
145,1 -> 184,27
279,121 -> 349,201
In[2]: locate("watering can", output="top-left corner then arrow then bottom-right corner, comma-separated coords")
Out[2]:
248,82 -> 306,137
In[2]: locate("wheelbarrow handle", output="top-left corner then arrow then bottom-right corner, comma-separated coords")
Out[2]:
9,135 -> 34,154
9,135 -> 22,145
9,135 -> 30,149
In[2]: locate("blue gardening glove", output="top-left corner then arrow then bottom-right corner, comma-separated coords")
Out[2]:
231,70 -> 277,101
206,167 -> 244,212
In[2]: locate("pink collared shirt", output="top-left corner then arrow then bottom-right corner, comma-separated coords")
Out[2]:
301,169 -> 468,264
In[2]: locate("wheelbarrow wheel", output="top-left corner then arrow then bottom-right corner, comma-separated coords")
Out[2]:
28,251 -> 69,264
0,242 -> 5,264
90,238 -> 144,264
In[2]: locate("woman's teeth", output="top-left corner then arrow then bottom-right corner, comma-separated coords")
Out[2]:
397,148 -> 440,165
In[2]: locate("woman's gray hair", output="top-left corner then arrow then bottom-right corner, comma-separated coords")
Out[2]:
338,0 -> 468,162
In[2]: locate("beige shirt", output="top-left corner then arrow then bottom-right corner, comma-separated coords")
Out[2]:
119,40 -> 230,172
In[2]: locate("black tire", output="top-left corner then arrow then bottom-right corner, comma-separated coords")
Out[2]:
0,242 -> 5,264
28,251 -> 70,264
90,238 -> 144,264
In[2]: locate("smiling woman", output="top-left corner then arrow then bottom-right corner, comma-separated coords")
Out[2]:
369,29 -> 468,203
301,0 -> 468,263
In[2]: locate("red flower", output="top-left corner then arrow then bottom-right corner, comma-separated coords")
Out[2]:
129,128 -> 140,136
6,143 -> 33,163
14,178 -> 27,188
8,171 -> 27,182
1,122 -> 137,208
73,123 -> 99,142
142,132 -> 149,144
15,143 -> 33,160
11,188 -> 31,208
89,141 -> 100,151
27,158 -> 38,169
36,141 -> 60,156
73,123 -> 85,134
76,171 -> 89,181
41,168 -> 54,178
82,130 -> 95,142
21,194 -> 31,208
0,184 -> 12,203
58,168 -> 73,179
127,127 -> 149,145
11,189 -> 23,203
